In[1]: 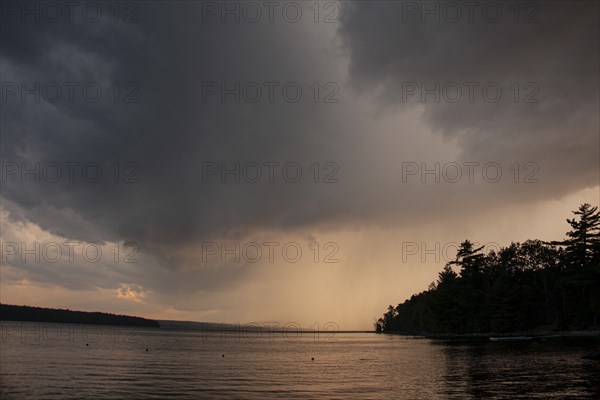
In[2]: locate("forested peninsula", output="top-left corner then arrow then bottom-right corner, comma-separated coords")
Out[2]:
375,204 -> 600,335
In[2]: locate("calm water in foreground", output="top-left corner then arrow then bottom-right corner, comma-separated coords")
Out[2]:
1,321 -> 599,399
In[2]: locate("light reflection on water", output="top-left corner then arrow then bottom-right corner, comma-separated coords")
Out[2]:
1,322 -> 599,399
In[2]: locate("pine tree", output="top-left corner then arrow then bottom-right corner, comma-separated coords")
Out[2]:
560,204 -> 600,268
552,204 -> 599,327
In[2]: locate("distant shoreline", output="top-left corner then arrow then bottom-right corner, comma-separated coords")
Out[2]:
1,305 -> 378,333
0,304 -> 160,328
0,318 -> 373,335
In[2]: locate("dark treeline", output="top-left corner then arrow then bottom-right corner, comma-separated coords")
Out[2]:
0,304 -> 160,328
375,204 -> 600,334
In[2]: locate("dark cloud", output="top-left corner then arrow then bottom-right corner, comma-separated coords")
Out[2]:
338,0 -> 599,190
1,2 -> 361,260
1,0 -> 598,288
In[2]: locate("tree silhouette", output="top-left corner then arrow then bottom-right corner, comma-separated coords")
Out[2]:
558,204 -> 600,268
374,204 -> 600,334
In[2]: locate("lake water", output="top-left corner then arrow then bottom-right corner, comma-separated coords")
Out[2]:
1,322 -> 599,399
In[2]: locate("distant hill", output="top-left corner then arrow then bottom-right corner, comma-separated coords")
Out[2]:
157,320 -> 290,332
0,304 -> 160,328
158,320 -> 237,330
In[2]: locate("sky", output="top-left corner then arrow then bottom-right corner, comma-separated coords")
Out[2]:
1,1 -> 599,330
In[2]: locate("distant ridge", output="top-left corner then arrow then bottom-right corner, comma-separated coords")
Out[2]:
0,304 -> 160,328
158,320 -> 239,330
158,320 -> 367,333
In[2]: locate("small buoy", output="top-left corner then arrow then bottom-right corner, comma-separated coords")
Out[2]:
222,354 -> 225,357
145,348 -> 149,352
86,343 -> 89,346
311,357 -> 314,361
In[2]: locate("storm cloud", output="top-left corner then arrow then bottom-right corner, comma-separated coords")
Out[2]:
1,1 -> 598,327
338,0 -> 599,189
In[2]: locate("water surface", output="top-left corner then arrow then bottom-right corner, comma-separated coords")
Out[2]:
1,322 -> 599,399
